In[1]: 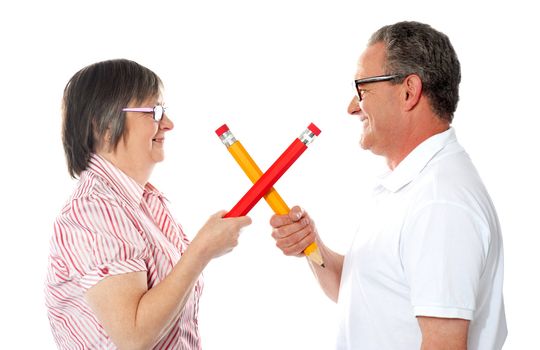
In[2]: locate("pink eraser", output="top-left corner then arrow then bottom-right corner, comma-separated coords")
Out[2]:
215,124 -> 230,136
307,123 -> 321,136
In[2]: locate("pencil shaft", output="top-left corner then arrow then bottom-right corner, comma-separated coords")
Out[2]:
226,139 -> 323,265
224,139 -> 306,217
228,141 -> 290,215
216,123 -> 325,266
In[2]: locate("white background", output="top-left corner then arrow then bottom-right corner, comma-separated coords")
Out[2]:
1,0 -> 538,349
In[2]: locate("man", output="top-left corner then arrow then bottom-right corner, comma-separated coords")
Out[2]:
270,21 -> 507,349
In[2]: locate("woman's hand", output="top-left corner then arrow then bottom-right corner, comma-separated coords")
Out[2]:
191,211 -> 252,261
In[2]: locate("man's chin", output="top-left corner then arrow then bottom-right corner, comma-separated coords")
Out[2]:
359,136 -> 370,150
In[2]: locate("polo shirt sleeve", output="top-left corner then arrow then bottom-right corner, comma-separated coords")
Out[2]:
400,200 -> 490,320
54,194 -> 149,291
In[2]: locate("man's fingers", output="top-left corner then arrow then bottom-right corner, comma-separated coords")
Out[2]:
270,205 -> 307,228
271,217 -> 310,239
288,205 -> 305,222
278,228 -> 316,256
269,214 -> 290,228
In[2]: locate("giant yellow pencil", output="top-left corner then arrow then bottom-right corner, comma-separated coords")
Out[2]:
216,124 -> 325,268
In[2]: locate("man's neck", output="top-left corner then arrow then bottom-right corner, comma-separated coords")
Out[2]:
386,116 -> 450,170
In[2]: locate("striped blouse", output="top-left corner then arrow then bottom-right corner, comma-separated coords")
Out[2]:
45,154 -> 203,349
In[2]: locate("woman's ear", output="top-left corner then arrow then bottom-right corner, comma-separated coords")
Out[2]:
402,74 -> 422,111
93,121 -> 113,153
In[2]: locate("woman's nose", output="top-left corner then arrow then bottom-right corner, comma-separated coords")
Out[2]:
160,113 -> 174,131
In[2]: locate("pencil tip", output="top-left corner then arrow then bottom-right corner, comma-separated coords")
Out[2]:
321,263 -> 326,268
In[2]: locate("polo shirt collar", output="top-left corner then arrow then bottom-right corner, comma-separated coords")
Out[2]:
378,128 -> 457,193
87,154 -> 163,208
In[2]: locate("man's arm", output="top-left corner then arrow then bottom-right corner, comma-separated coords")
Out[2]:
417,316 -> 469,350
270,206 -> 344,302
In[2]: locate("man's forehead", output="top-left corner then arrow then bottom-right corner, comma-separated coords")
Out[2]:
355,42 -> 386,78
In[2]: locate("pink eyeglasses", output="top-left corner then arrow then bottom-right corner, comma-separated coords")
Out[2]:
122,105 -> 166,122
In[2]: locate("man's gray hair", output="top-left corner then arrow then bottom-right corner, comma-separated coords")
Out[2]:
369,21 -> 461,122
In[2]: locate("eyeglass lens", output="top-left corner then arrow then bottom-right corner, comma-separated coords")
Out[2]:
154,106 -> 164,121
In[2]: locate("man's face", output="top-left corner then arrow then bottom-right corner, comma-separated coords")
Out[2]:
348,42 -> 403,158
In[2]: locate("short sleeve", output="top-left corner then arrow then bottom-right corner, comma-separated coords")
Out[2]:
400,200 -> 490,320
51,194 -> 149,291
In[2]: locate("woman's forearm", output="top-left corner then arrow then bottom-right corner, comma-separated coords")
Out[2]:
85,244 -> 209,350
85,213 -> 251,349
132,244 -> 209,348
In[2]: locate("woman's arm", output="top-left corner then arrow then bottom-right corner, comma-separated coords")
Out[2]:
85,211 -> 251,350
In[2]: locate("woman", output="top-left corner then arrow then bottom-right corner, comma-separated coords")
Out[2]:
45,59 -> 251,349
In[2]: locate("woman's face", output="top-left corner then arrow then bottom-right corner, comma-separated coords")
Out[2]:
106,95 -> 174,181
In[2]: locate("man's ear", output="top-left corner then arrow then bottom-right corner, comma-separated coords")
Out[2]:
402,74 -> 422,111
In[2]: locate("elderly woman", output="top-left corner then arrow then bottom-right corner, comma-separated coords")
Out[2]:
45,59 -> 251,349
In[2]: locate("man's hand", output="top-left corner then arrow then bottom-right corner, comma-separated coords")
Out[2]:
270,206 -> 317,257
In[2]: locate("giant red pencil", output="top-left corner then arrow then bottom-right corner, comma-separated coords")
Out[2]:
224,123 -> 321,218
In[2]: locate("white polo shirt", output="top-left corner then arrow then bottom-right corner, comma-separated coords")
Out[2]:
336,128 -> 507,350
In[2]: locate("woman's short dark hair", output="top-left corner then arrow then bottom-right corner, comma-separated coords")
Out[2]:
62,59 -> 162,178
369,21 -> 461,123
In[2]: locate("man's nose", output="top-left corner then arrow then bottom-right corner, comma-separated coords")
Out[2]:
347,96 -> 361,115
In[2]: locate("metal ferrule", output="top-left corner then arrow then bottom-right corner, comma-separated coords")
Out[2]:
299,128 -> 317,145
219,130 -> 237,147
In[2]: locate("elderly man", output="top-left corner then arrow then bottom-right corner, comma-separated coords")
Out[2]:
270,21 -> 506,350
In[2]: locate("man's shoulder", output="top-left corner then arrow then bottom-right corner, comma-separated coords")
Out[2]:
411,142 -> 484,191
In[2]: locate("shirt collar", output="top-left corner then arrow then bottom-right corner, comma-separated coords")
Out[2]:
378,128 -> 457,193
86,154 -> 164,208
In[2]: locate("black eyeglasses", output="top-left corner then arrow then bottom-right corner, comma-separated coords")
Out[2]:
353,74 -> 402,101
122,105 -> 166,122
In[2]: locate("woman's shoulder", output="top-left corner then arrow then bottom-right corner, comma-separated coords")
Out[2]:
58,171 -> 125,220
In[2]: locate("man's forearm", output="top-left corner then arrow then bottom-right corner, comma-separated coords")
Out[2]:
307,241 -> 344,302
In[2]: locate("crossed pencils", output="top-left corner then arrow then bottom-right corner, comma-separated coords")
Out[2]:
216,123 -> 325,267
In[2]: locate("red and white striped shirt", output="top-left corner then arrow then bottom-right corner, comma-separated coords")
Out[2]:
45,154 -> 203,349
